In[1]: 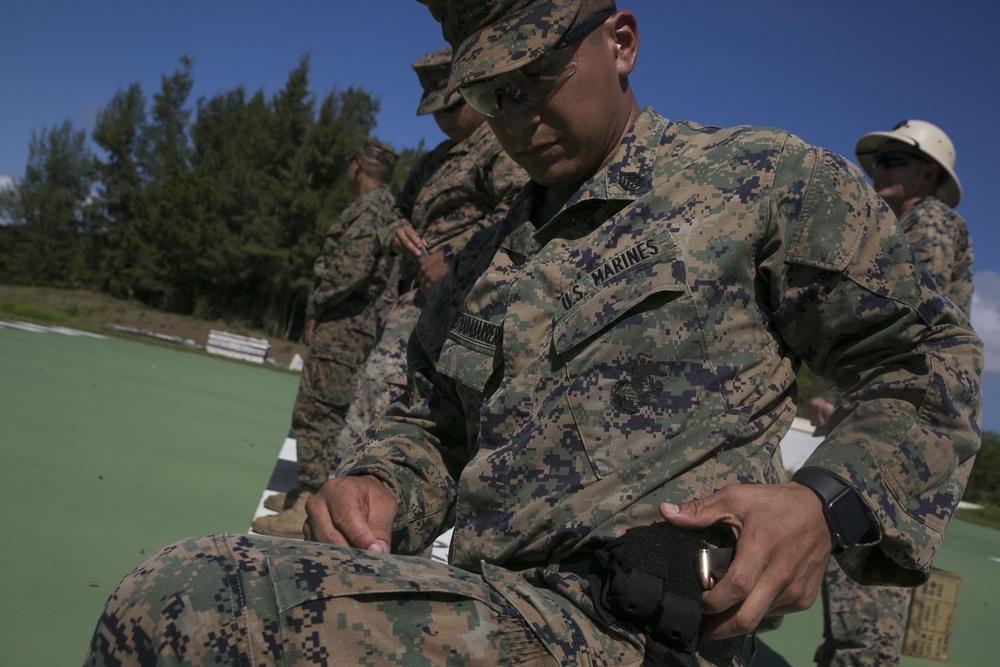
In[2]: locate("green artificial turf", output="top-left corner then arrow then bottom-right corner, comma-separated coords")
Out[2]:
0,326 -> 298,665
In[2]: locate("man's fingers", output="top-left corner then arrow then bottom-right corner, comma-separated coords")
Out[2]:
304,477 -> 397,551
659,487 -> 742,532
660,483 -> 832,638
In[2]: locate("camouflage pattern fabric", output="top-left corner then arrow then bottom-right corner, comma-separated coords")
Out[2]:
382,121 -> 526,292
83,533 -> 633,666
816,194 -> 973,665
412,46 -> 455,115
421,0 -> 583,96
290,184 -> 397,489
897,196 -> 973,316
815,558 -> 912,667
335,122 -> 525,456
342,110 -> 981,660
334,288 -> 422,456
350,110 -> 981,575
85,110 -> 981,666
84,533 -> 757,666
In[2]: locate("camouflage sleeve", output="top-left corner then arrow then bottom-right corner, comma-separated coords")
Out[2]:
377,147 -> 447,251
334,228 -> 501,554
906,210 -> 955,293
333,284 -> 463,553
435,135 -> 525,258
308,198 -> 384,319
902,202 -> 974,317
475,146 -> 525,240
765,138 -> 982,585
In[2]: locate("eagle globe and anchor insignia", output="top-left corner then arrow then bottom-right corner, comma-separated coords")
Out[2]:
611,352 -> 666,414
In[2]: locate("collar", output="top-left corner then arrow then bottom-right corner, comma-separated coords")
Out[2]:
500,108 -> 670,256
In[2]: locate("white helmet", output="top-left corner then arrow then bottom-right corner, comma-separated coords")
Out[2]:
855,119 -> 962,207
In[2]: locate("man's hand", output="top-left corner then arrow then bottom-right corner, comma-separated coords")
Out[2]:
807,397 -> 836,431
390,225 -> 427,262
304,475 -> 398,553
417,251 -> 450,297
659,482 -> 833,639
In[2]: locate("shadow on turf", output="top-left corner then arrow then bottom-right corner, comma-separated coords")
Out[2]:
751,641 -> 794,667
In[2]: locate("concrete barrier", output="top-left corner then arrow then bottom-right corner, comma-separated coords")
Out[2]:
206,329 -> 270,364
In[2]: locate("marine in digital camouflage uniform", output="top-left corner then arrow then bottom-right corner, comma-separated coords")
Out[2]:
814,120 -> 974,667
84,3 -> 981,666
251,137 -> 399,539
334,46 -> 526,454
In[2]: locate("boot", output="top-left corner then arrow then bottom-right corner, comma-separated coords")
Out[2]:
263,486 -> 302,512
263,492 -> 287,512
252,491 -> 314,539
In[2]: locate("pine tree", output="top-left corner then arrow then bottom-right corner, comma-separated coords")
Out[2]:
0,120 -> 95,286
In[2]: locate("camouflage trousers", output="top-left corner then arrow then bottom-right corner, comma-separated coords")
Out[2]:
335,289 -> 422,454
82,533 -> 648,667
290,333 -> 372,490
814,556 -> 911,666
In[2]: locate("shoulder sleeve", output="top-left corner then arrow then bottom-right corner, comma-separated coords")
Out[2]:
766,137 -> 982,585
902,200 -> 974,318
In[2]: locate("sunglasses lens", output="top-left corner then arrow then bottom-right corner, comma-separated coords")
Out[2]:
459,42 -> 579,118
873,152 -> 912,169
460,81 -> 502,118
457,11 -> 610,119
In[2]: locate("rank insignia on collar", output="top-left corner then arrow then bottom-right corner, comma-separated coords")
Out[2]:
618,172 -> 644,191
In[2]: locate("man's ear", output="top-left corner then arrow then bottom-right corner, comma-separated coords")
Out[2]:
921,162 -> 941,187
611,11 -> 638,76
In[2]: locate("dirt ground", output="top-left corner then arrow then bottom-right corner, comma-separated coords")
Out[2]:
0,285 -> 308,368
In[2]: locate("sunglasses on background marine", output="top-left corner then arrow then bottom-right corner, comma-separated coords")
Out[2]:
872,151 -> 929,170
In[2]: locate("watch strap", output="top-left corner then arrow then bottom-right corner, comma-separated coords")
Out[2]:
792,467 -> 870,552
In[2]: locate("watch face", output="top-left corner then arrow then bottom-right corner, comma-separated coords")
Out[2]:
793,468 -> 870,549
833,490 -> 870,547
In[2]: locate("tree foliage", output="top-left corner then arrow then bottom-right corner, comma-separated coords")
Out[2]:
0,121 -> 96,287
1,55 -> 417,340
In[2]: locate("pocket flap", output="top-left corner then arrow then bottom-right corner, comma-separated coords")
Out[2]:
268,549 -> 492,613
553,273 -> 686,356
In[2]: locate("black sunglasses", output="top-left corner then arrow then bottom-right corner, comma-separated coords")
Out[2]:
872,151 -> 928,170
553,8 -> 617,49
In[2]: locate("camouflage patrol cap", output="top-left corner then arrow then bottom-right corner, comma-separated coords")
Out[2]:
356,136 -> 399,169
419,0 -> 591,98
412,46 -> 455,116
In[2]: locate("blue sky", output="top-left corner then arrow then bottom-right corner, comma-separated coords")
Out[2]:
3,1 -> 999,430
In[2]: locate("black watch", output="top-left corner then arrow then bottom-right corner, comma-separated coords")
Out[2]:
792,468 -> 870,553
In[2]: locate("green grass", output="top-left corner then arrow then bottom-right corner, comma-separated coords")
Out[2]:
0,299 -> 76,326
955,504 -> 1000,530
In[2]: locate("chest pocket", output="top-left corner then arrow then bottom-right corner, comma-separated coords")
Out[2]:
552,249 -> 723,479
435,310 -> 503,395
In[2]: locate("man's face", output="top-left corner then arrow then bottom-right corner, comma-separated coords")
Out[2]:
432,102 -> 485,143
871,140 -> 938,210
483,15 -> 632,195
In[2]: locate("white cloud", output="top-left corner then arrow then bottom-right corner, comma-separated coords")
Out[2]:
971,270 -> 1000,374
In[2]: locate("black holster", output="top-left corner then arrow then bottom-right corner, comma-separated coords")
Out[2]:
585,522 -> 710,667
